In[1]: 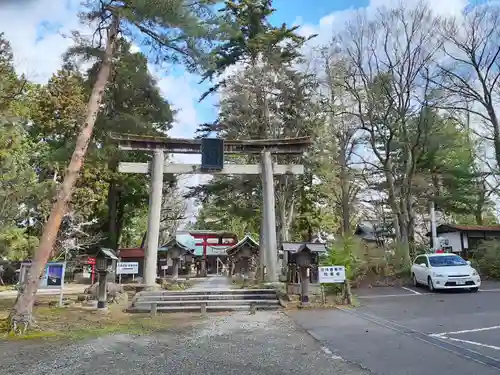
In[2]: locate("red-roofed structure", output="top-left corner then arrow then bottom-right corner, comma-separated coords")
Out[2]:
426,224 -> 500,258
118,248 -> 144,258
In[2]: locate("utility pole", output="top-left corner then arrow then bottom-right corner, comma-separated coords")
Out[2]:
430,201 -> 438,251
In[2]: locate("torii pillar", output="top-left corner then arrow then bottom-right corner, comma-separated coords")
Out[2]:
144,149 -> 164,286
261,150 -> 277,282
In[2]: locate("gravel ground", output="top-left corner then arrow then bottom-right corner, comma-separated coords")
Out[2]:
0,311 -> 370,375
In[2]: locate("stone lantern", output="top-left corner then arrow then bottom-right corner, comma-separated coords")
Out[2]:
295,248 -> 313,305
168,246 -> 183,280
95,248 -> 118,309
184,252 -> 194,279
280,242 -> 327,305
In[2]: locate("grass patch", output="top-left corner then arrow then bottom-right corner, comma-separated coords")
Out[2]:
0,285 -> 17,292
0,296 -> 205,341
161,280 -> 194,291
230,278 -> 274,289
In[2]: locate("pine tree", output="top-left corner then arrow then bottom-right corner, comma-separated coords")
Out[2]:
198,0 -> 314,134
10,0 -> 227,332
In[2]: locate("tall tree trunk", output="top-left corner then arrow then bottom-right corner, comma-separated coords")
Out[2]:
339,140 -> 351,236
107,179 -> 119,249
475,210 -> 484,226
384,159 -> 410,266
9,16 -> 119,329
115,196 -> 125,248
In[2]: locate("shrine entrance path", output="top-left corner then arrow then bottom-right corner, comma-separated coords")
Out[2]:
1,311 -> 370,375
190,275 -> 233,291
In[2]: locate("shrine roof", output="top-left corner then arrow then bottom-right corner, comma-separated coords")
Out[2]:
118,248 -> 144,258
280,242 -> 328,253
184,230 -> 237,237
226,235 -> 259,256
99,247 -> 119,260
160,238 -> 194,254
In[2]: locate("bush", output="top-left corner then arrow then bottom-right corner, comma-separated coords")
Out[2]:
320,236 -> 415,290
320,236 -> 362,294
472,240 -> 500,279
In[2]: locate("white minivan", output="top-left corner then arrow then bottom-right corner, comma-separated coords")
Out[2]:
411,253 -> 481,292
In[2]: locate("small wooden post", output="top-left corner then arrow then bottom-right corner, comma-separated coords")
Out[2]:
200,303 -> 207,315
151,302 -> 157,316
250,302 -> 256,315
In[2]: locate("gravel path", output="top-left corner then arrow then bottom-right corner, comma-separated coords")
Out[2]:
0,311 -> 370,375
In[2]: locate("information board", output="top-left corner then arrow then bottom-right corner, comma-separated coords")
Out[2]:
318,265 -> 346,284
19,261 -> 66,306
20,261 -> 66,289
116,262 -> 139,275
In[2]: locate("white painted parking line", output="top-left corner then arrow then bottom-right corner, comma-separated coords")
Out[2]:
357,291 -> 435,299
430,325 -> 500,338
479,288 -> 500,292
357,293 -> 425,299
401,286 -> 421,295
445,337 -> 500,351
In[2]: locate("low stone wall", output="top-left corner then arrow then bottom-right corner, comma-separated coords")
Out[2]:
286,283 -> 322,295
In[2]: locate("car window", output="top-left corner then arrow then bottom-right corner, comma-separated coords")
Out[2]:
429,255 -> 467,267
414,256 -> 423,265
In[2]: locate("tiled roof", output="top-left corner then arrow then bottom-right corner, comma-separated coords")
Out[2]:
118,248 -> 144,258
446,224 -> 500,232
100,248 -> 118,260
226,235 -> 259,255
426,224 -> 500,236
280,242 -> 327,253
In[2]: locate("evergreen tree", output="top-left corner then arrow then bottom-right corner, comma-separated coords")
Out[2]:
11,0 -> 228,332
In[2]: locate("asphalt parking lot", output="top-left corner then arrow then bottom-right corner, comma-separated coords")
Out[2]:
289,281 -> 500,375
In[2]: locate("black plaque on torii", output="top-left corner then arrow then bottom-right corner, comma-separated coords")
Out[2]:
201,138 -> 224,171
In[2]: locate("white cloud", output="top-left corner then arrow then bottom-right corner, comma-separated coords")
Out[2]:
0,0 -> 83,83
151,66 -> 215,222
129,43 -> 141,54
297,0 -> 469,46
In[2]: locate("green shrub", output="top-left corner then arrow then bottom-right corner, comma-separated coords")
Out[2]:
320,236 -> 362,294
473,240 -> 500,279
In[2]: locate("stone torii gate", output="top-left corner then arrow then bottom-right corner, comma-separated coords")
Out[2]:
110,133 -> 310,286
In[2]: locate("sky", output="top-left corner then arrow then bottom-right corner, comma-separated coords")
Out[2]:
0,0 -> 479,222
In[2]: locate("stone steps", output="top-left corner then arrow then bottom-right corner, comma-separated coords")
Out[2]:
128,288 -> 280,314
130,304 -> 280,313
134,293 -> 277,301
134,299 -> 280,307
141,289 -> 275,296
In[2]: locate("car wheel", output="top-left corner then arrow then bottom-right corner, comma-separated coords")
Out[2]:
470,287 -> 479,293
413,274 -> 420,287
428,277 -> 435,292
